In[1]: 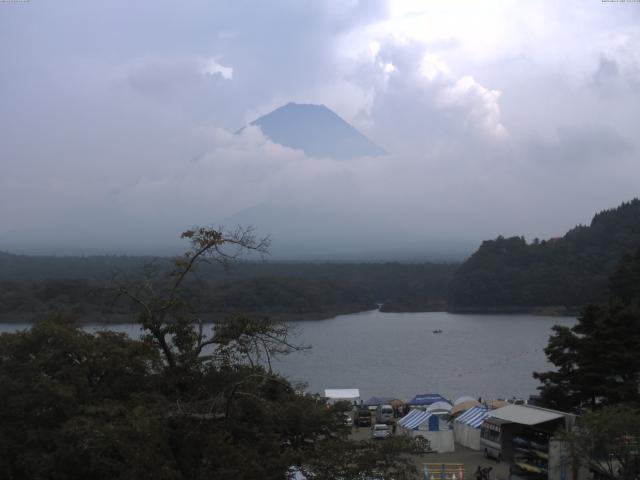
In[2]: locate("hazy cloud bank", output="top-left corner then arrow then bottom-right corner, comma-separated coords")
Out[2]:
1,0 -> 639,256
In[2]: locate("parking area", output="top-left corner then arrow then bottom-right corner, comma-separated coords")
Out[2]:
349,427 -> 510,480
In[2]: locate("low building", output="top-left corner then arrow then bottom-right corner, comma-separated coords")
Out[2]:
479,404 -> 586,480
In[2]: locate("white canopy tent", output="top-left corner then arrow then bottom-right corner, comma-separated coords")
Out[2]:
324,389 -> 360,404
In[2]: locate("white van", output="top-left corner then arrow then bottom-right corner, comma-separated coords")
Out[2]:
376,404 -> 394,424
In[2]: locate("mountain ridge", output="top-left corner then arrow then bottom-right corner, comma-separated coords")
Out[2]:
448,198 -> 640,312
238,102 -> 386,159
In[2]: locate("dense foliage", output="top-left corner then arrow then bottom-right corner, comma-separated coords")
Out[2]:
1,316 -> 424,479
449,199 -> 640,312
533,248 -> 640,412
0,227 -> 424,479
4,198 -> 640,318
0,253 -> 456,320
560,406 -> 640,480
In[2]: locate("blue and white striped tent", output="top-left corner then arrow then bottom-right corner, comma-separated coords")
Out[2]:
398,410 -> 455,452
455,406 -> 488,428
398,409 -> 437,430
453,406 -> 488,450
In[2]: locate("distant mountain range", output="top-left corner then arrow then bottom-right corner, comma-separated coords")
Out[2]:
239,102 -> 386,159
448,199 -> 640,313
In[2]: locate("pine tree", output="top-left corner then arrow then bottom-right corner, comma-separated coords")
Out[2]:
534,248 -> 640,412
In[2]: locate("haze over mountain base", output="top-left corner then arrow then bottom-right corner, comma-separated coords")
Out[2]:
1,101 -> 636,260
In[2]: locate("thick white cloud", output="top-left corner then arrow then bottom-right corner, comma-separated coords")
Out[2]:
436,76 -> 506,140
0,0 -> 639,255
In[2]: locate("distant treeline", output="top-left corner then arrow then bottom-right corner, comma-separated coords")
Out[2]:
449,199 -> 640,313
4,199 -> 640,319
0,254 -> 457,321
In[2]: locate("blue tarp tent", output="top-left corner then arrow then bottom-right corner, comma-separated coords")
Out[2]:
407,393 -> 448,406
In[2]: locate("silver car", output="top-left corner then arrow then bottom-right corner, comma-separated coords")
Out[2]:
371,423 -> 391,439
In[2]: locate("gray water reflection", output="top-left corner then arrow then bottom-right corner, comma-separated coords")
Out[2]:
272,310 -> 575,402
0,310 -> 575,402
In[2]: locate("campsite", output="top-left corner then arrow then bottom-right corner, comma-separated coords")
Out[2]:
325,389 -> 581,480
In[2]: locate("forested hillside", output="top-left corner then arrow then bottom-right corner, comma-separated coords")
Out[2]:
0,253 -> 456,321
4,199 -> 640,319
449,199 -> 640,312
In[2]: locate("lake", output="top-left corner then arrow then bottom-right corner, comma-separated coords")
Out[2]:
0,310 -> 575,403
272,310 -> 575,402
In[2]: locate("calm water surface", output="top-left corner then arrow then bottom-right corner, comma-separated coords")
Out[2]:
0,310 -> 575,402
273,310 -> 575,402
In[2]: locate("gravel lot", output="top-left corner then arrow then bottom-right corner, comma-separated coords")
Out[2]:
349,425 -> 510,480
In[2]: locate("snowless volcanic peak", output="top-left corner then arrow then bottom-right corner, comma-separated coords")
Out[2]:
242,102 -> 386,160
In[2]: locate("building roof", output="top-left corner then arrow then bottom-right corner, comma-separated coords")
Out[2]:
455,406 -> 488,428
324,389 -> 360,400
487,404 -> 566,426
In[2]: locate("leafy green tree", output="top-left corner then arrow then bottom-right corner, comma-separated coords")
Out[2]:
534,248 -> 640,412
0,227 -> 424,479
450,199 -> 640,312
304,436 -> 425,480
559,406 -> 640,480
0,314 -> 169,479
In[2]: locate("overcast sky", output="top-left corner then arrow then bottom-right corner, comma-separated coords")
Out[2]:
1,0 -> 639,256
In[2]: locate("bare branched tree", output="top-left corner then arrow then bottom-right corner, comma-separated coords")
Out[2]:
211,313 -> 308,371
112,226 -> 275,370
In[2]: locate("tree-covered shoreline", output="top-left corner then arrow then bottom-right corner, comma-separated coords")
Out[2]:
3,199 -> 640,320
450,199 -> 640,312
0,253 -> 456,321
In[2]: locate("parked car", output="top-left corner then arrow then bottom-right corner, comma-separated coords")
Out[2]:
376,404 -> 394,424
355,408 -> 372,427
343,412 -> 353,426
371,423 -> 391,439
